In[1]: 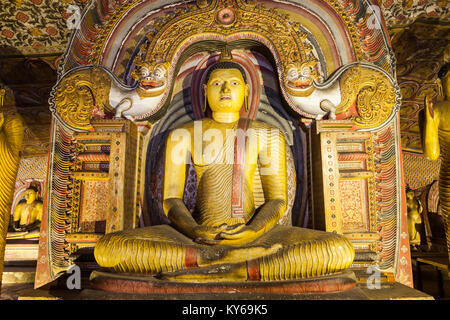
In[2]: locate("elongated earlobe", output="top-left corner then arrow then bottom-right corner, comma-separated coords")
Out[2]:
203,89 -> 207,113
245,84 -> 250,112
437,79 -> 444,98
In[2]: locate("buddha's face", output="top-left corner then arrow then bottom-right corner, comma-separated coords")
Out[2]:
24,189 -> 38,204
205,68 -> 248,114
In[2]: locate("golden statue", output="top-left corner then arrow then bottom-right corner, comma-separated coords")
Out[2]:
6,186 -> 43,240
94,59 -> 355,282
0,88 -> 24,289
406,189 -> 422,245
422,62 -> 450,268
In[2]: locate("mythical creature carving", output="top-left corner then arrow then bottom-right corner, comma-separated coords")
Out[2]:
285,62 -> 399,129
52,62 -> 169,130
113,59 -> 169,120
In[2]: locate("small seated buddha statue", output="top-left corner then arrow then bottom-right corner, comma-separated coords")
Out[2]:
94,57 -> 355,282
7,186 -> 43,240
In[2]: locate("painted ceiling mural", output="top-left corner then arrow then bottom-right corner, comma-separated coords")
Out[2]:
0,1 -> 88,156
381,0 -> 448,26
0,0 -> 89,54
391,18 -> 449,191
0,0 -> 447,55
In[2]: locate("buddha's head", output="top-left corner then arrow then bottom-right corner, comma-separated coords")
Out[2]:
203,62 -> 249,115
438,63 -> 449,99
24,186 -> 39,205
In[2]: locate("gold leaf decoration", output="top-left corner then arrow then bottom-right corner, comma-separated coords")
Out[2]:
53,67 -> 112,131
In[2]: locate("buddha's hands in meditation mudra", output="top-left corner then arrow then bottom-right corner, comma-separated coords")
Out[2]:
94,62 -> 354,282
191,223 -> 249,244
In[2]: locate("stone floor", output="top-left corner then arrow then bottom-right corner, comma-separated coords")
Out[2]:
412,263 -> 450,300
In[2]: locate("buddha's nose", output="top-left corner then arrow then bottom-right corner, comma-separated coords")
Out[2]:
221,81 -> 231,93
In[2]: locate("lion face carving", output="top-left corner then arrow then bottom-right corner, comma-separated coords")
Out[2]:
131,62 -> 169,97
284,60 -> 320,97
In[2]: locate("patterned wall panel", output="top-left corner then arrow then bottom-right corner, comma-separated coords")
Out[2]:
403,152 -> 440,190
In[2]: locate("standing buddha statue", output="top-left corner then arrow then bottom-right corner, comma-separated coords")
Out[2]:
0,88 -> 24,289
423,62 -> 450,271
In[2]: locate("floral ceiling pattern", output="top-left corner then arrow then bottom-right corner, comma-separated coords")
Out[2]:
0,0 -> 448,55
381,0 -> 449,26
0,0 -> 88,53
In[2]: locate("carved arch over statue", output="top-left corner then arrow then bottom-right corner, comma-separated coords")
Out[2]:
36,0 -> 413,289
53,0 -> 399,128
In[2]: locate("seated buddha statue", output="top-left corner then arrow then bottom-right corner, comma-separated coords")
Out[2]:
7,186 -> 43,240
94,58 -> 355,282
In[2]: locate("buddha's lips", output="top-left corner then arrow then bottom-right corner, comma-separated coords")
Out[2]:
220,96 -> 231,100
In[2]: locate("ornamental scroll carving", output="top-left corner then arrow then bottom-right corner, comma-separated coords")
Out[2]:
285,63 -> 400,129
52,63 -> 169,131
53,67 -> 112,131
53,0 -> 400,131
337,65 -> 399,129
140,1 -> 307,69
